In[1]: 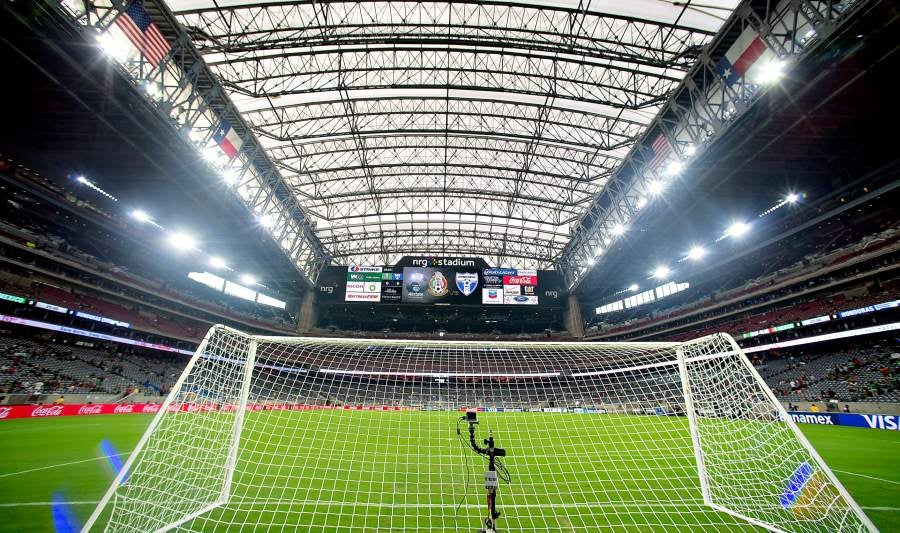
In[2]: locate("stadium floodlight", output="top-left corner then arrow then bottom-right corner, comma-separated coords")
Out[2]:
785,192 -> 800,204
240,274 -> 256,285
131,209 -> 152,223
628,283 -> 639,292
647,180 -> 664,195
684,144 -> 697,156
84,328 -> 877,533
221,166 -> 240,185
665,161 -> 683,177
758,59 -> 786,84
168,231 -> 197,251
76,175 -> 88,184
259,214 -> 276,228
652,265 -> 670,279
96,33 -> 128,62
587,257 -> 596,266
687,246 -> 706,261
611,223 -> 626,236
208,256 -> 228,270
725,221 -> 751,238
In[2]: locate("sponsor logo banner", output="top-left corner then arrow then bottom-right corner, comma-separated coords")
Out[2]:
503,275 -> 537,286
348,265 -> 383,273
482,288 -> 503,304
516,269 -> 538,277
482,275 -> 503,286
345,292 -> 381,302
503,285 -> 522,296
346,272 -> 383,282
504,294 -> 539,305
786,411 -> 899,430
483,268 -> 517,276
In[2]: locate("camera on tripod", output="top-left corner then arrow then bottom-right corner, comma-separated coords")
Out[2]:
460,410 -> 508,533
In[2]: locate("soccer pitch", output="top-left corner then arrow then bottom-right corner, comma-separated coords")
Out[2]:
0,412 -> 896,532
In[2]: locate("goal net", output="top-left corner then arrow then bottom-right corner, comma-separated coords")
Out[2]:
84,326 -> 876,532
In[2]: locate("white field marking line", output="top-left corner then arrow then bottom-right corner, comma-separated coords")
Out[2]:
0,422 -> 104,434
0,451 -> 131,478
832,469 -> 900,486
1,501 -> 897,512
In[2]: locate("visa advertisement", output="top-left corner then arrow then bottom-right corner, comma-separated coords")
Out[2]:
786,411 -> 899,430
316,261 -> 565,307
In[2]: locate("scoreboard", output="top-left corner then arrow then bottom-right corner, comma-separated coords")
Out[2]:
317,257 -> 566,308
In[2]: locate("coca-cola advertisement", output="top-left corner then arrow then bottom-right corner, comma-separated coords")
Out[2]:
0,403 -> 416,421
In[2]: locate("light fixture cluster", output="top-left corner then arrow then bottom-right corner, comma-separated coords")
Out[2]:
608,192 -> 803,299
73,173 -> 266,290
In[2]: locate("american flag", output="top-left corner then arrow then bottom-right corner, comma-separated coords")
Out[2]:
115,0 -> 170,67
648,134 -> 672,170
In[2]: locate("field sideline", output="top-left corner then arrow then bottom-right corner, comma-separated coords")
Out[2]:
0,413 -> 896,532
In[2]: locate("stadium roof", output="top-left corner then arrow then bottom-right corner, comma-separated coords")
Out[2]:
165,0 -> 741,269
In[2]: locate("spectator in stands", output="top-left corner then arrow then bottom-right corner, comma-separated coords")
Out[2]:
53,395 -> 64,405
842,404 -> 851,413
810,403 -> 819,413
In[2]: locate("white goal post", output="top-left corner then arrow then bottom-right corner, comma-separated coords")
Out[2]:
83,325 -> 877,532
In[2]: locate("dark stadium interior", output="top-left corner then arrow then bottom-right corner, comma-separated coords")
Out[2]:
0,0 -> 898,531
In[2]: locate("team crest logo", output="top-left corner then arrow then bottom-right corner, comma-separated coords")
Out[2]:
427,271 -> 449,297
455,272 -> 478,296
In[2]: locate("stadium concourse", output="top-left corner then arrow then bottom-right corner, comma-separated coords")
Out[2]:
0,0 -> 899,531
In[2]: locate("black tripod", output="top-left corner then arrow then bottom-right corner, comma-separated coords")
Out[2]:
461,411 -> 507,533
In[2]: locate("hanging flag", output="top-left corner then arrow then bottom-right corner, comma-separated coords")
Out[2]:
114,0 -> 171,67
213,119 -> 244,159
648,134 -> 671,170
715,27 -> 772,86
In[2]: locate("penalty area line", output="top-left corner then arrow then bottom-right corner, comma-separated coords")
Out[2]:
832,469 -> 900,486
0,451 -> 131,479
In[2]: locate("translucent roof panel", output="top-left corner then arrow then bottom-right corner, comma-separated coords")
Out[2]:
167,0 -> 740,269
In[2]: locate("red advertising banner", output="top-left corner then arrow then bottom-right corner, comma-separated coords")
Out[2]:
502,275 -> 537,285
0,403 -> 414,420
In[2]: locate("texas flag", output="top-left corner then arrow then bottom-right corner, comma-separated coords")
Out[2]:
213,119 -> 243,159
715,27 -> 773,86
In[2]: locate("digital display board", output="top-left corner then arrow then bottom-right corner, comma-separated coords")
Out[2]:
317,258 -> 565,307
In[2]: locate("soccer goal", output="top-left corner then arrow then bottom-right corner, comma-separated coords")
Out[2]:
84,326 -> 876,532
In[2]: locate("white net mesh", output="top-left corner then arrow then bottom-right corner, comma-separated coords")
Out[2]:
87,326 -> 875,532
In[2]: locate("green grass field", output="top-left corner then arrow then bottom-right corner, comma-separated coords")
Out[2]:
0,412 -> 896,532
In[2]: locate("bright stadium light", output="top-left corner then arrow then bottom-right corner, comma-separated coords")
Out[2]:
628,284 -> 639,292
684,144 -> 697,156
636,197 -> 648,209
96,33 -> 128,62
758,59 -> 786,84
665,161 -> 683,177
259,214 -> 276,228
786,192 -> 800,204
687,246 -> 707,261
240,274 -> 256,285
168,231 -> 197,251
131,209 -> 152,223
652,265 -> 670,279
647,180 -> 664,195
222,166 -> 240,185
611,224 -> 626,236
76,175 -> 88,184
209,256 -> 228,270
725,221 -> 751,238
